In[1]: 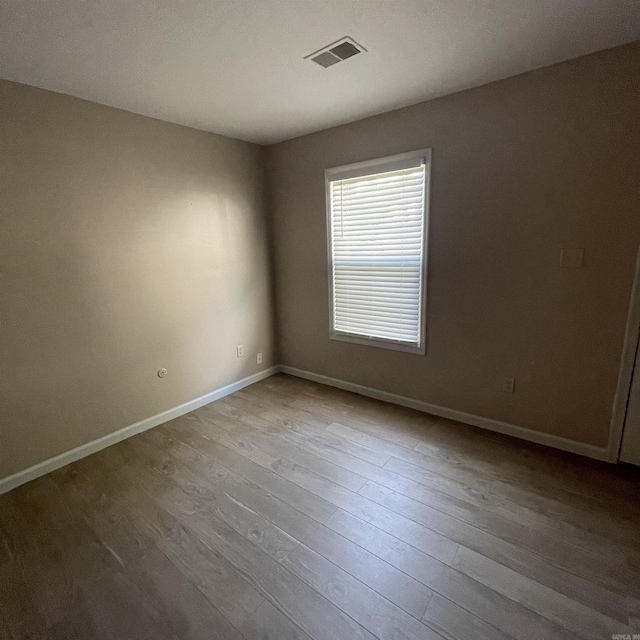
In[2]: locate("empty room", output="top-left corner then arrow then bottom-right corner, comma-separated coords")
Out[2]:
1,1 -> 640,639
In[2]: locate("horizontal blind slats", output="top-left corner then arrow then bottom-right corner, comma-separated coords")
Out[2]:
334,287 -> 420,295
336,316 -> 421,328
330,163 -> 426,347
332,192 -> 424,208
334,287 -> 421,298
336,319 -> 420,332
332,201 -> 424,215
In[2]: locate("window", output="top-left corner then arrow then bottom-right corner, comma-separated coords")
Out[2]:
326,149 -> 430,354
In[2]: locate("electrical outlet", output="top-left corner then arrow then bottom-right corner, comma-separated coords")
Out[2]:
560,248 -> 584,268
236,345 -> 244,358
503,377 -> 515,393
257,352 -> 263,365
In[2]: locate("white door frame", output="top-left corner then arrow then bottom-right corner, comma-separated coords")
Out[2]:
608,246 -> 640,462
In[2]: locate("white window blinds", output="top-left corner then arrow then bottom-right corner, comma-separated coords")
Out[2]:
327,153 -> 428,351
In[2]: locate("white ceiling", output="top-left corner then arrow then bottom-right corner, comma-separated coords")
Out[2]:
1,0 -> 638,145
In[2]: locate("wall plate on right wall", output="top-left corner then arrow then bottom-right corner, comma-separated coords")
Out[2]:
559,248 -> 584,268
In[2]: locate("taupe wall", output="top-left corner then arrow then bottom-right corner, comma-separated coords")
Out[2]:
1,42 -> 638,480
267,42 -> 640,448
0,80 -> 274,479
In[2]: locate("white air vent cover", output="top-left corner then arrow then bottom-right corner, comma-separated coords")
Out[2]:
305,37 -> 366,68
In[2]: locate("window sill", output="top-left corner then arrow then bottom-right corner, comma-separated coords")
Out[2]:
330,331 -> 425,355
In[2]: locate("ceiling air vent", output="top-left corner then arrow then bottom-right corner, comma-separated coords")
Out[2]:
305,37 -> 366,68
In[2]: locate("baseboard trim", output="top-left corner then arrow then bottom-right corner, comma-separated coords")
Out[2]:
2,361 -> 610,495
281,366 -> 609,461
0,366 -> 281,495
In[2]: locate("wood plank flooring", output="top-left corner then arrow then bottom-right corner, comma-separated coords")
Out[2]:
1,373 -> 639,640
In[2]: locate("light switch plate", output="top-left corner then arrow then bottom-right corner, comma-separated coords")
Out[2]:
560,248 -> 584,268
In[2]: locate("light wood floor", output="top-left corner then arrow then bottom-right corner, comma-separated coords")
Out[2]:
1,373 -> 639,640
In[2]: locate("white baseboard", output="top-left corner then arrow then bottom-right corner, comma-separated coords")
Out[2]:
1,361 -> 611,496
0,366 -> 281,495
281,366 -> 609,462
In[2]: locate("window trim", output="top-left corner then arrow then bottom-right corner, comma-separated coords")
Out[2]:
325,148 -> 431,355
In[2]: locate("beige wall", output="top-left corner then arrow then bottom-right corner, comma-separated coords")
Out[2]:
267,42 -> 640,448
0,80 -> 274,479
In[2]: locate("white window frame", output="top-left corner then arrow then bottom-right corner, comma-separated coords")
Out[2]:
325,148 -> 431,355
